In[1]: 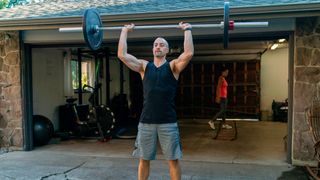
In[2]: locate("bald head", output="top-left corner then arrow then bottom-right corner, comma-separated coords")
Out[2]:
154,37 -> 169,49
153,37 -> 169,57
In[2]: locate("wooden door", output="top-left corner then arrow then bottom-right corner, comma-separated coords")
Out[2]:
176,60 -> 261,119
129,60 -> 261,120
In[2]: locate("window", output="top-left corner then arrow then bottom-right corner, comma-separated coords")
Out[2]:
71,59 -> 94,91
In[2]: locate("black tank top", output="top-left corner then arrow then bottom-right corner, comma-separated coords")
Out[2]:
139,61 -> 178,124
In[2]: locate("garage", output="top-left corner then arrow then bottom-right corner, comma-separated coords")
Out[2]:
27,27 -> 290,165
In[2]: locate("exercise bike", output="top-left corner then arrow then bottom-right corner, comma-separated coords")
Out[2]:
83,83 -> 116,140
60,83 -> 116,141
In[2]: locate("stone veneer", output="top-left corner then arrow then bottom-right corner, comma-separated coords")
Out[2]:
0,31 -> 23,151
293,17 -> 320,164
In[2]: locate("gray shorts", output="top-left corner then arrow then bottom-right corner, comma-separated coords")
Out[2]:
133,122 -> 182,160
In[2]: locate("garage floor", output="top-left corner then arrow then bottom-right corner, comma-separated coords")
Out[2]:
36,120 -> 287,166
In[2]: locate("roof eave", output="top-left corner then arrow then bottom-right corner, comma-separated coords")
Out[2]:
1,3 -> 320,31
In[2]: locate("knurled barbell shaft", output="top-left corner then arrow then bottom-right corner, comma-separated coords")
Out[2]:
59,22 -> 268,33
103,24 -> 222,30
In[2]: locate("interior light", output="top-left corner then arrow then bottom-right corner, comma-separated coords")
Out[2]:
278,39 -> 286,43
271,43 -> 279,50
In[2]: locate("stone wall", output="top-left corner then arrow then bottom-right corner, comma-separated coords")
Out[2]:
0,31 -> 23,151
293,17 -> 320,164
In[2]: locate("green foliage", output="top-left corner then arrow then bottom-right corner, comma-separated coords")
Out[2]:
0,0 -> 28,9
0,0 -> 8,9
71,60 -> 79,89
71,60 -> 91,90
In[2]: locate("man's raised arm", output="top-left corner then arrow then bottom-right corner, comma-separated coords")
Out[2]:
117,24 -> 146,74
172,22 -> 194,74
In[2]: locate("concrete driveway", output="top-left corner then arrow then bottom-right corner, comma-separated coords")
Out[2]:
0,149 -> 309,180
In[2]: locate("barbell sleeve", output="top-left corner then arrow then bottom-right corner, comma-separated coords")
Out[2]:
59,22 -> 268,33
59,27 -> 83,33
233,22 -> 268,28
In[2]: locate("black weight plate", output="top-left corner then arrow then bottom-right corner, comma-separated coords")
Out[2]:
223,2 -> 229,49
83,9 -> 103,51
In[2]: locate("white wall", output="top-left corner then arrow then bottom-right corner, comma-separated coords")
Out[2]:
32,48 -> 65,131
260,47 -> 288,115
32,48 -> 128,131
108,58 -> 130,102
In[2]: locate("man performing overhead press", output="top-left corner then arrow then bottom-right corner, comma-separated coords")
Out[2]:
118,22 -> 194,180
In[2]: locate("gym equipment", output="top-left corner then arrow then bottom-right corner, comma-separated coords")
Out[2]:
57,48 -> 116,141
223,2 -> 230,49
83,9 -> 103,51
59,98 -> 90,137
33,115 -> 54,146
110,94 -> 130,128
59,2 -> 269,50
83,84 -> 116,139
272,99 -> 288,122
59,94 -> 116,140
213,121 -> 237,141
110,94 -> 138,139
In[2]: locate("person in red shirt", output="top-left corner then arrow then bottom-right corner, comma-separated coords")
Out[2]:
208,67 -> 232,130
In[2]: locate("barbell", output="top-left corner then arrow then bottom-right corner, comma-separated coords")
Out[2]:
59,2 -> 269,50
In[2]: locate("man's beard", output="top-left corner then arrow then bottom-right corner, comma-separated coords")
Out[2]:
154,51 -> 165,57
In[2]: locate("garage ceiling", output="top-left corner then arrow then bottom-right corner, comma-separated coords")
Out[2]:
105,40 -> 288,62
